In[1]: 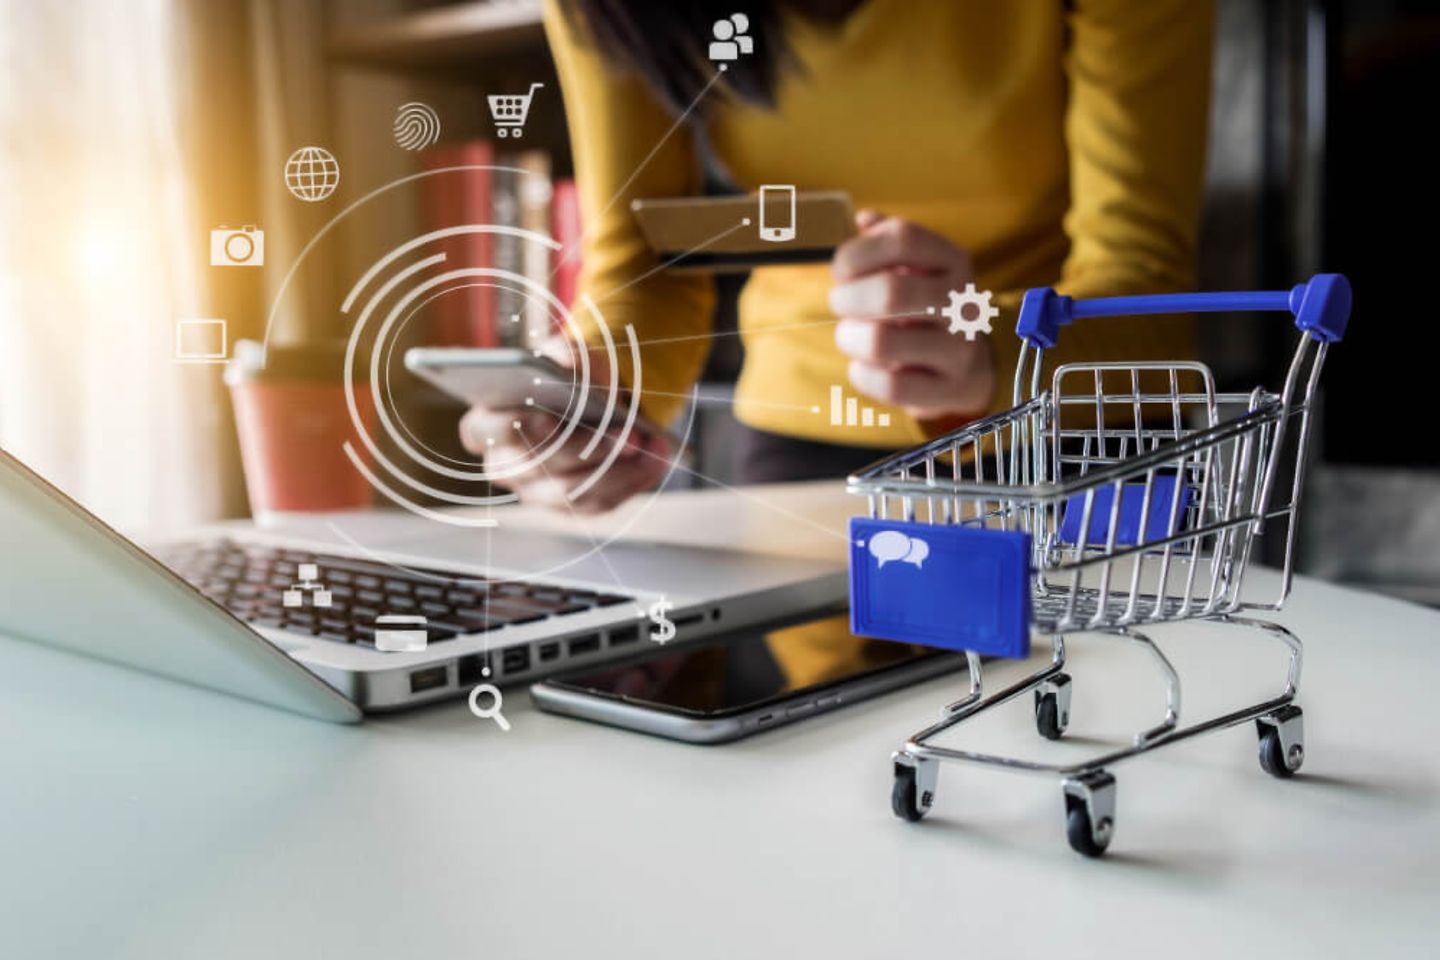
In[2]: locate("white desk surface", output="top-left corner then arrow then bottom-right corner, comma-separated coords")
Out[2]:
3,482 -> 1439,959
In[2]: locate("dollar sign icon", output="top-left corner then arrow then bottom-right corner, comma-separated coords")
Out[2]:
647,598 -> 676,643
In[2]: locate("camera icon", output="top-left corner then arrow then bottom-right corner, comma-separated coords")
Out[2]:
210,224 -> 264,267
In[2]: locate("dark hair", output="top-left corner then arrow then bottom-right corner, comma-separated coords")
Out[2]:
559,1 -> 790,114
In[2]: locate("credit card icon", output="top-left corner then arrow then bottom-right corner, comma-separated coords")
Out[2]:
375,614 -> 428,653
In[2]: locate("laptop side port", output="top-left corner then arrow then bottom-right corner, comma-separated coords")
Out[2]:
537,642 -> 561,662
409,665 -> 448,694
502,646 -> 530,675
456,654 -> 481,686
568,633 -> 601,656
609,625 -> 640,646
675,612 -> 704,628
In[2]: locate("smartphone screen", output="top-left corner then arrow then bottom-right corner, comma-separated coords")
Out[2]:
758,184 -> 796,243
549,614 -> 951,716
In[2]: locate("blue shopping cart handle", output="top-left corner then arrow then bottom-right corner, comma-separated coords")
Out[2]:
1015,273 -> 1351,349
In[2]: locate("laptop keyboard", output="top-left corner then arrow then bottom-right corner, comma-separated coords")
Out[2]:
154,540 -> 633,647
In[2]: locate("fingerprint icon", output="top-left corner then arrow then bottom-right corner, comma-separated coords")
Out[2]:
393,102 -> 441,151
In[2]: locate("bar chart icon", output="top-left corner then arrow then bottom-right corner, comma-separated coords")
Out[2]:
828,385 -> 891,429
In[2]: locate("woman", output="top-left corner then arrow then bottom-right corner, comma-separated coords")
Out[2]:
462,0 -> 1213,510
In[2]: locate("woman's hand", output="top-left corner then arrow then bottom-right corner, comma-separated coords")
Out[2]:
829,211 -> 995,419
458,336 -> 671,514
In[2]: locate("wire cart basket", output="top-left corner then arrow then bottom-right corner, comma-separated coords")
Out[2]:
845,275 -> 1351,857
488,83 -> 544,138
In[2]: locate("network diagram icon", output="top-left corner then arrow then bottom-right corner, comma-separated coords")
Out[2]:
282,563 -> 332,609
933,283 -> 999,341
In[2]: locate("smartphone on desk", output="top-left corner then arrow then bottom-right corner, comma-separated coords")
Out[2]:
530,612 -> 963,743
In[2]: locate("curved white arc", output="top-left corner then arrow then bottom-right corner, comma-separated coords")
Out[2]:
568,323 -> 644,501
576,293 -> 619,462
262,162 -> 545,358
342,224 -> 560,315
341,257 -> 508,503
360,266 -> 591,483
377,280 -> 570,471
342,442 -> 510,524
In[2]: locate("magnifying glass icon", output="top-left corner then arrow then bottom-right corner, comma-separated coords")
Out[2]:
467,682 -> 511,732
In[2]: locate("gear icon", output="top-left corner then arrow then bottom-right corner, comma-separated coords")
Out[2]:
939,283 -> 999,340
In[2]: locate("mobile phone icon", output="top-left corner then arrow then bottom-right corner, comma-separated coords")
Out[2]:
758,184 -> 796,243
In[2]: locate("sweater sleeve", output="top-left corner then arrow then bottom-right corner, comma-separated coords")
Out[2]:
980,0 -> 1215,413
543,0 -> 717,427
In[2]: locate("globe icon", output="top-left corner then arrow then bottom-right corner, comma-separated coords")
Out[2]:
284,146 -> 340,202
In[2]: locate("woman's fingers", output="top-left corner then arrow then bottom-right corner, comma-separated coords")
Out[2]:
834,316 -> 955,367
459,408 -> 556,455
832,215 -> 972,282
505,432 -> 670,514
828,270 -> 952,320
847,358 -> 992,414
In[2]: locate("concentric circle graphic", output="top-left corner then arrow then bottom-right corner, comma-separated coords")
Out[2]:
257,164 -> 694,595
336,227 -> 644,524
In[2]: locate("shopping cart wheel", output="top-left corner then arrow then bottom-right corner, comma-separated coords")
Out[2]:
1062,771 -> 1116,858
1034,673 -> 1072,740
891,753 -> 936,822
1256,704 -> 1305,778
498,128 -> 510,138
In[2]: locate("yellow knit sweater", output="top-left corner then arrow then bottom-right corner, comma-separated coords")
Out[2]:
544,0 -> 1213,445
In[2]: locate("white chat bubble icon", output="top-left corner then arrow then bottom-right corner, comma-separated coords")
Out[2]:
867,531 -> 931,570
868,530 -> 912,569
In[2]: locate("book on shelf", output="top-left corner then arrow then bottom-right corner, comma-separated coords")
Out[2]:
417,140 -> 580,348
551,177 -> 582,312
419,139 -> 496,346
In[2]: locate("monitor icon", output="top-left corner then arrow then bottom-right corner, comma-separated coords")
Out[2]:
174,318 -> 228,364
758,184 -> 796,243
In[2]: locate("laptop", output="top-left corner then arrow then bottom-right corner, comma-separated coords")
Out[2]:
0,447 -> 845,721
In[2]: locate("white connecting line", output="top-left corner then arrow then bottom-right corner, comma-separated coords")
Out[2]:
548,67 -> 732,287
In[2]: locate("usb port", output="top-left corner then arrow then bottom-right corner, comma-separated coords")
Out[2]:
537,642 -> 561,662
569,633 -> 601,656
609,625 -> 640,646
408,666 -> 448,694
502,646 -> 530,675
675,612 -> 704,628
456,655 -> 482,686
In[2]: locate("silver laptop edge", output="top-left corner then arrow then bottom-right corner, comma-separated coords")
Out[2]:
0,447 -> 847,718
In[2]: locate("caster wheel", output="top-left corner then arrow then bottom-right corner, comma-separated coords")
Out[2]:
1065,805 -> 1113,858
1257,705 -> 1304,778
1034,673 -> 1072,741
892,765 -> 926,822
1062,770 -> 1116,858
891,756 -> 935,822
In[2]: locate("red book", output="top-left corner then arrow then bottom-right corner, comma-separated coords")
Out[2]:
550,178 -> 583,314
419,140 -> 495,345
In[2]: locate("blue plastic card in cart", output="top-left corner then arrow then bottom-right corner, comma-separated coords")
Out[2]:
849,517 -> 1031,659
1058,476 -> 1193,547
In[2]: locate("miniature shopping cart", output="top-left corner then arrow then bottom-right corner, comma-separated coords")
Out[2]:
846,275 -> 1351,857
488,83 -> 544,138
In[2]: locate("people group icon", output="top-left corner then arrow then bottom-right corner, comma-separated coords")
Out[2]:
709,13 -> 754,63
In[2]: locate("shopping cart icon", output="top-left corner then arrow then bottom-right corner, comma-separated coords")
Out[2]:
488,82 -> 543,139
